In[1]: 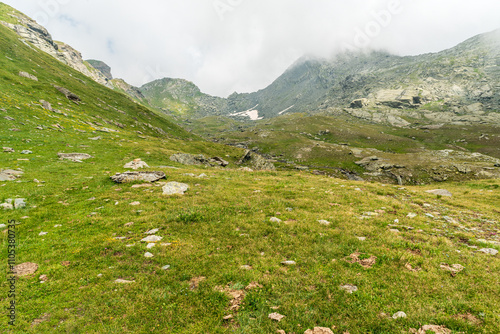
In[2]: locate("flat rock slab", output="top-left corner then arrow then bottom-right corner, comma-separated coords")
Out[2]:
14,262 -> 38,276
426,189 -> 452,197
479,248 -> 498,255
58,153 -> 93,162
162,182 -> 189,195
0,169 -> 23,181
111,171 -> 166,183
304,327 -> 334,334
340,284 -> 358,293
114,279 -> 135,284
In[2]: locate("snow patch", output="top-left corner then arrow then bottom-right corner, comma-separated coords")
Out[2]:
230,104 -> 263,120
278,105 -> 295,115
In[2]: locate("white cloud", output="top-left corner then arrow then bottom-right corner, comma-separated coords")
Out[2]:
3,0 -> 500,97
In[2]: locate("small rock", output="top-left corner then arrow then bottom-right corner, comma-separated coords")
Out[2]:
0,224 -> 6,229
407,213 -> 417,218
197,173 -> 208,178
270,217 -> 282,223
97,274 -> 103,277
340,284 -> 358,293
426,189 -> 452,197
114,279 -> 135,284
223,315 -> 233,320
58,153 -> 93,162
144,252 -> 154,258
440,263 -> 464,276
161,265 -> 171,270
144,228 -> 159,234
281,260 -> 296,266
268,312 -> 285,322
478,248 -> 498,256
162,182 -> 189,195
392,311 -> 407,319
357,237 -> 366,241
318,220 -> 331,226
146,243 -> 155,249
3,147 -> 14,153
240,265 -> 253,270
286,207 -> 293,212
390,229 -> 400,233
1,203 -> 14,210
21,150 -> 32,154
39,274 -> 48,282
129,201 -> 140,206
39,232 -> 48,236
141,235 -> 163,243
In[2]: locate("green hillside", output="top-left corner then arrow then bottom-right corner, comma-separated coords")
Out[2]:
0,3 -> 499,334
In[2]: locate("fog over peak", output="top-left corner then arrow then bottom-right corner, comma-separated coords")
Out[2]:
3,0 -> 500,97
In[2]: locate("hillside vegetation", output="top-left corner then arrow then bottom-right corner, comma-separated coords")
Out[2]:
0,3 -> 499,334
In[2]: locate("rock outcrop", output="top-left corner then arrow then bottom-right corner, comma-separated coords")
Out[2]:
111,171 -> 166,183
170,153 -> 229,167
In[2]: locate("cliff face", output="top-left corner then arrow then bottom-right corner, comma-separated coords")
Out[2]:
0,8 -> 110,87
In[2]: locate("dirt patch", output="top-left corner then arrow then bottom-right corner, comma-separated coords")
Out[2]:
345,252 -> 377,268
454,313 -> 482,325
409,325 -> 452,334
440,263 -> 464,277
189,276 -> 206,290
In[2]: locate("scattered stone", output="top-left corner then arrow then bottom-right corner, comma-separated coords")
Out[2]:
129,201 -> 140,206
281,260 -> 296,266
197,173 -> 208,178
240,265 -> 253,270
40,100 -> 52,111
286,207 -> 293,212
357,237 -> 366,241
162,182 -> 189,195
21,150 -> 32,154
14,262 -> 38,276
19,71 -> 38,81
39,232 -> 48,236
170,153 -> 229,167
426,189 -> 452,197
88,136 -> 101,140
144,252 -> 154,258
145,228 -> 159,235
390,229 -> 400,233
54,85 -> 81,101
268,313 -> 285,322
123,159 -> 149,169
407,213 -> 417,218
141,235 -> 163,243
1,203 -> 14,210
14,198 -> 26,209
58,153 -> 93,162
161,265 -> 171,270
39,274 -> 48,283
478,248 -> 498,255
146,243 -> 155,249
111,171 -> 166,183
0,169 -> 24,181
3,147 -> 14,153
440,263 -> 464,276
304,327 -> 334,334
223,315 -> 233,321
340,284 -> 358,293
0,224 -> 6,229
114,279 -> 135,284
392,311 -> 407,319
124,222 -> 134,227
318,220 -> 331,226
270,217 -> 282,223
238,150 -> 276,170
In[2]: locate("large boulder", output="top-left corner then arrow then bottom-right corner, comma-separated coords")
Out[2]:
162,182 -> 189,195
237,150 -> 275,170
111,171 -> 166,183
170,153 -> 229,167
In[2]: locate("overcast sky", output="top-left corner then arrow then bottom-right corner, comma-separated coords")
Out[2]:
3,0 -> 500,97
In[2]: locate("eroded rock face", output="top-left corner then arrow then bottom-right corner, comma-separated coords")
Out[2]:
111,171 -> 166,183
1,15 -> 110,87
